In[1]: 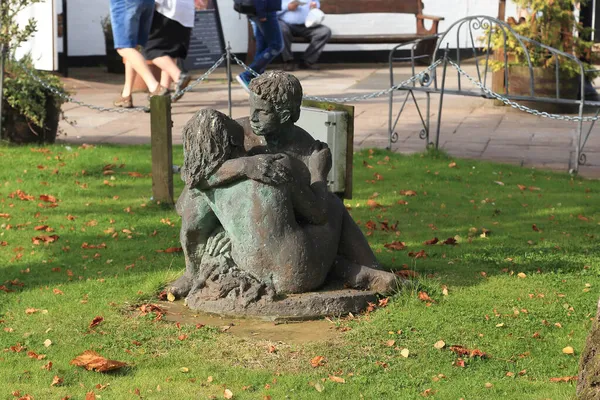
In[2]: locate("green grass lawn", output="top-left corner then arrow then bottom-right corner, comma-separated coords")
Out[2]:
0,144 -> 598,399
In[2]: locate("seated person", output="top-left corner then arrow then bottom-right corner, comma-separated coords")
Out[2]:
172,109 -> 397,297
278,0 -> 331,70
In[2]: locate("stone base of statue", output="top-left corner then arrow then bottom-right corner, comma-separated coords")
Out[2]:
185,281 -> 377,321
578,298 -> 600,399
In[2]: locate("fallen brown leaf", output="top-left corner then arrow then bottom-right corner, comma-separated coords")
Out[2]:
310,355 -> 326,368
70,350 -> 127,372
89,316 -> 104,329
384,241 -> 406,251
424,237 -> 439,245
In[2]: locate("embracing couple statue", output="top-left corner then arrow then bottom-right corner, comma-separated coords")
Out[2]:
169,71 -> 399,316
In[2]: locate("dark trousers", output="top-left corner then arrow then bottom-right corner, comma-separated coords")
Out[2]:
279,21 -> 331,65
241,12 -> 284,80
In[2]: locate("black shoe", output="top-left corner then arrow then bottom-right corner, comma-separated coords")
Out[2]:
282,62 -> 296,71
299,62 -> 320,71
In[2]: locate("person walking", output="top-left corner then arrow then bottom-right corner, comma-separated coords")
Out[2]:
144,0 -> 194,102
110,0 -> 169,109
278,0 -> 331,71
114,0 -> 194,108
235,0 -> 283,93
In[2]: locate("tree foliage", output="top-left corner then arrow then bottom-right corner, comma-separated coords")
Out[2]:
489,0 -> 596,77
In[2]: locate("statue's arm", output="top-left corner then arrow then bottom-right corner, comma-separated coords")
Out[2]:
288,146 -> 332,225
197,158 -> 249,190
178,187 -> 220,275
197,155 -> 292,190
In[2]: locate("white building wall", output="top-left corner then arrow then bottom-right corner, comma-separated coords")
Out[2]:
63,0 -> 519,57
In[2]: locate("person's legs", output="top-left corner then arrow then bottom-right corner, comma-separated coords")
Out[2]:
116,48 -> 161,93
289,24 -> 331,67
114,60 -> 136,108
152,55 -> 181,86
239,12 -> 283,88
110,0 -> 164,94
160,70 -> 172,89
278,21 -> 295,64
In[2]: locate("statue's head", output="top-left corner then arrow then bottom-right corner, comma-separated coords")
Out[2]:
248,71 -> 303,137
182,108 -> 244,188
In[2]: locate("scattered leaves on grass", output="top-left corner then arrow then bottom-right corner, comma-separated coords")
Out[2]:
424,237 -> 439,245
396,269 -> 419,278
32,235 -> 59,245
399,190 -> 417,196
434,340 -> 446,350
10,343 -> 26,352
25,308 -> 39,315
418,292 -> 433,303
156,247 -> 183,253
39,194 -> 58,203
70,350 -> 127,372
329,375 -> 345,383
517,272 -> 527,279
314,382 -> 324,392
86,392 -> 96,400
43,339 -> 52,347
400,348 -> 410,358
550,376 -> 578,383
89,316 -> 104,329
51,375 -> 63,387
449,345 -> 488,358
224,389 -> 233,399
442,237 -> 457,245
27,351 -> 46,360
384,241 -> 405,251
562,346 -> 575,355
310,356 -> 326,368
448,162 -> 457,168
366,199 -> 382,209
138,304 -> 165,321
408,250 -> 427,259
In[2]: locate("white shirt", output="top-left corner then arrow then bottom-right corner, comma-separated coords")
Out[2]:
155,0 -> 195,28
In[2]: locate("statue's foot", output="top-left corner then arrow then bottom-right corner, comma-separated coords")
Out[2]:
167,274 -> 194,300
366,270 -> 400,295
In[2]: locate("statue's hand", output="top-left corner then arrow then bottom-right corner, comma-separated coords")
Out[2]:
206,230 -> 232,258
245,154 -> 292,185
308,141 -> 332,180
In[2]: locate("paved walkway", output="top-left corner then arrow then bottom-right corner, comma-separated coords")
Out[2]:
58,63 -> 600,178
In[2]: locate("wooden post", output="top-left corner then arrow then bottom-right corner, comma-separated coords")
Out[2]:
150,95 -> 174,205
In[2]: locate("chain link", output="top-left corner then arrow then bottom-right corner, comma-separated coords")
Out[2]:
448,59 -> 599,123
230,53 -> 261,78
303,61 -> 440,102
170,54 -> 226,99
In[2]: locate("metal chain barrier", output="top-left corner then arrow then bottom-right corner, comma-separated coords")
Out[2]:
15,59 -> 149,113
448,59 -> 600,123
14,54 -> 226,113
231,53 -> 443,103
15,51 -> 599,120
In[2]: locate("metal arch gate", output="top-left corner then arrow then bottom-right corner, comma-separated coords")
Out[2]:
388,15 -> 600,174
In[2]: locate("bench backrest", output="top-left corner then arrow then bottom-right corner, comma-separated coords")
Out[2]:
319,0 -> 423,15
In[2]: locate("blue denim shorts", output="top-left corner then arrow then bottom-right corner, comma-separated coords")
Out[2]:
110,0 -> 155,49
